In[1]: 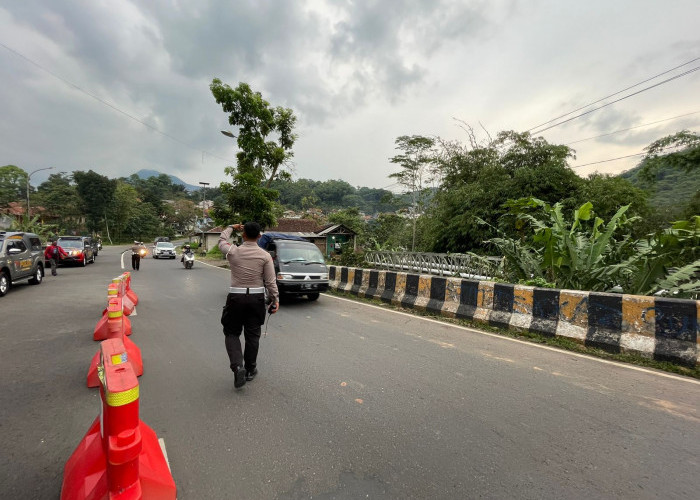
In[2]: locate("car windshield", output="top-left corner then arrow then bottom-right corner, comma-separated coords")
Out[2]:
0,241 -> 4,252
58,239 -> 83,249
279,243 -> 325,264
156,242 -> 174,249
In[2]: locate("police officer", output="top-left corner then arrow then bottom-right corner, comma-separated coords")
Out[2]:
130,241 -> 143,270
219,222 -> 279,388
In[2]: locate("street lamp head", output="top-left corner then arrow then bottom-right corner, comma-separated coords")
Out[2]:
221,130 -> 236,138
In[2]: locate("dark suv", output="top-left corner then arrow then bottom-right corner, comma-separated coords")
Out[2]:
57,236 -> 95,266
0,231 -> 45,296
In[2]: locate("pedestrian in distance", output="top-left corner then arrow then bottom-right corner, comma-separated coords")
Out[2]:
219,222 -> 279,389
44,240 -> 67,276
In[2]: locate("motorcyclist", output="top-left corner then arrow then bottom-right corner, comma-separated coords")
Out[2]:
180,243 -> 193,262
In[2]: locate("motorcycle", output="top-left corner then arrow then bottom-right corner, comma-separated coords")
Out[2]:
182,251 -> 195,269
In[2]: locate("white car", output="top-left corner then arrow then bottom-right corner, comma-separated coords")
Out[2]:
153,241 -> 176,259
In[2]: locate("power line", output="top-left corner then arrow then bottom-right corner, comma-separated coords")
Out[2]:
565,110 -> 700,145
571,144 -> 686,169
527,56 -> 700,132
531,66 -> 700,135
0,40 -> 235,164
571,153 -> 645,169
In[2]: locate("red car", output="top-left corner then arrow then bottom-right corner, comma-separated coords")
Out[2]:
56,236 -> 96,267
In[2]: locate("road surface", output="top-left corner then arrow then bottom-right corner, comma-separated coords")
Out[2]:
1,245 -> 699,499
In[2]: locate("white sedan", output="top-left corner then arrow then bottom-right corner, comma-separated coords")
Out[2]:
153,241 -> 176,259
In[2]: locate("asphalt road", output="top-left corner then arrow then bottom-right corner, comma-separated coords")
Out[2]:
1,245 -> 699,499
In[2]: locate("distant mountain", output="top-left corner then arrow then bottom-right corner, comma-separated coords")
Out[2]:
134,169 -> 200,192
619,163 -> 700,208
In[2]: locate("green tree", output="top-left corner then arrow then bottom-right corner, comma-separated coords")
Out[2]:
0,165 -> 28,207
639,130 -> 700,182
210,79 -> 297,226
210,79 -> 297,189
425,130 -> 580,253
110,181 -> 140,242
389,135 -> 438,251
73,170 -> 117,234
366,213 -> 411,250
35,172 -> 82,231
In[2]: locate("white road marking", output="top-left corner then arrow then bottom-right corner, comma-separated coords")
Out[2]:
158,438 -> 172,472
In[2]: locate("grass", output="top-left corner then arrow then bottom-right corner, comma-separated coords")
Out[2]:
326,289 -> 700,380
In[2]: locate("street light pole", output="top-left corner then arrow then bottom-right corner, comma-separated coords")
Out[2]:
199,181 -> 210,252
26,166 -> 54,220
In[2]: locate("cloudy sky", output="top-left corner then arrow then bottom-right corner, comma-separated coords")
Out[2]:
1,1 -> 698,192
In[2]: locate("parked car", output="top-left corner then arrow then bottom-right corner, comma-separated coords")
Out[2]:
153,241 -> 176,259
258,232 -> 329,301
57,236 -> 95,266
0,231 -> 45,296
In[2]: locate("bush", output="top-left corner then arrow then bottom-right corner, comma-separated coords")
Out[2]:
337,249 -> 367,268
206,245 -> 223,258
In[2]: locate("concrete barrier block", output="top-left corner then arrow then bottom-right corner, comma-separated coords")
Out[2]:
365,270 -> 379,298
531,288 -> 560,337
474,281 -> 494,324
400,273 -> 420,309
620,295 -> 655,358
344,268 -> 356,293
557,290 -> 589,342
456,279 -> 479,319
490,283 -> 514,328
381,272 -> 396,303
392,272 -> 408,306
654,298 -> 698,366
329,266 -> 338,289
442,277 -> 461,317
586,292 -> 623,353
426,277 -> 447,315
510,285 -> 534,331
413,275 -> 432,311
350,268 -> 363,295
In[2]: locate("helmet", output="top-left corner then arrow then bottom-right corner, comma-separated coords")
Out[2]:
184,244 -> 191,249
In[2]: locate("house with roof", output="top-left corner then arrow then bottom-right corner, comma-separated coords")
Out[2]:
265,219 -> 356,257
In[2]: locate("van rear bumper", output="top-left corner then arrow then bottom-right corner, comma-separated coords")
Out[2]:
278,281 -> 329,295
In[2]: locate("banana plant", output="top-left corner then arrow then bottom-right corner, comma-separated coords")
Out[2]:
489,198 -> 632,290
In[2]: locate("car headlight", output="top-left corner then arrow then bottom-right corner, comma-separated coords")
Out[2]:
320,273 -> 329,280
277,273 -> 293,280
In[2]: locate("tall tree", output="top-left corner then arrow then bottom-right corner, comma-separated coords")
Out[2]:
210,79 -> 297,189
425,130 -> 580,253
0,165 -> 28,207
389,135 -> 438,251
35,172 -> 82,231
210,79 -> 297,226
73,170 -> 117,234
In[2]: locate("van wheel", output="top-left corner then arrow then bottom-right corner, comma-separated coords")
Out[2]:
29,265 -> 43,285
307,293 -> 320,301
0,271 -> 9,296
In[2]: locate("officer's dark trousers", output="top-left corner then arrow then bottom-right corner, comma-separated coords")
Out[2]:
222,292 -> 265,372
131,254 -> 140,270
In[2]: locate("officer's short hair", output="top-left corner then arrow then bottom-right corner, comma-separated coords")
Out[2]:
243,222 -> 261,239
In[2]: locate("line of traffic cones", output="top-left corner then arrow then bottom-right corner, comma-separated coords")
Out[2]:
61,272 -> 176,499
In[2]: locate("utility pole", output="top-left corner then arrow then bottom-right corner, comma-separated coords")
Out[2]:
199,181 -> 209,252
